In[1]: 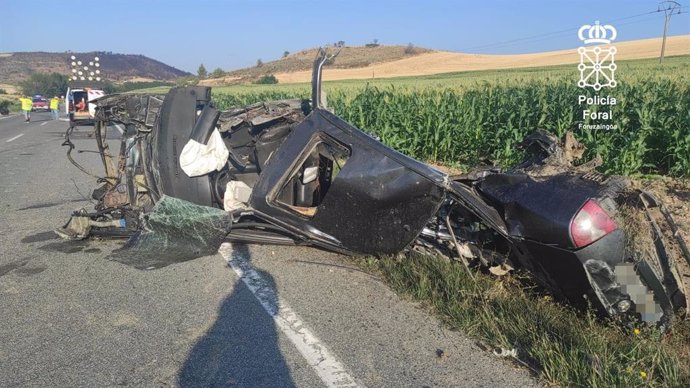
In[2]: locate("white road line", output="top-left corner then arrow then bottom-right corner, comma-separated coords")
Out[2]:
218,243 -> 361,388
5,134 -> 24,143
0,114 -> 18,120
41,122 -> 48,126
59,118 -> 69,122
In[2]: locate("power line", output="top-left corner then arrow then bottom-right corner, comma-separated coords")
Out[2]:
461,14 -> 664,53
459,9 -> 671,53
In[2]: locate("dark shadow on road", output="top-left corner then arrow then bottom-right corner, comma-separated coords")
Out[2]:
178,244 -> 296,387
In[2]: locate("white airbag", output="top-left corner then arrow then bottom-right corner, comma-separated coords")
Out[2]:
179,129 -> 229,177
224,181 -> 252,211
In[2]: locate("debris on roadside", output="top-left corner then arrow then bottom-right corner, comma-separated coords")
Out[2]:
493,348 -> 518,358
435,348 -> 448,360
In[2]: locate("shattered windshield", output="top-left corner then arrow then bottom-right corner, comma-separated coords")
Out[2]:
109,196 -> 233,269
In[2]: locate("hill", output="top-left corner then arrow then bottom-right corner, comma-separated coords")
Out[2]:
275,36 -> 690,83
201,45 -> 433,85
0,51 -> 190,85
202,35 -> 690,85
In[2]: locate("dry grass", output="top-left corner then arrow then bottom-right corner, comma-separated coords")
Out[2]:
0,83 -> 18,95
272,35 -> 690,83
211,45 -> 433,84
122,77 -> 160,83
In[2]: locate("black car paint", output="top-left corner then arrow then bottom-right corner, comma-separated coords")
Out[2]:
153,87 -> 215,207
63,49 -> 686,327
244,105 -> 633,318
250,108 -> 447,255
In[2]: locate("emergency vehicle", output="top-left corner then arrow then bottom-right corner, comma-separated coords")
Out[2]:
65,81 -> 106,126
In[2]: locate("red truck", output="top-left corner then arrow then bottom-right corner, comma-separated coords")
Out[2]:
32,95 -> 49,111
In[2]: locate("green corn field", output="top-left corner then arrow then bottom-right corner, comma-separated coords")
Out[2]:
209,55 -> 690,177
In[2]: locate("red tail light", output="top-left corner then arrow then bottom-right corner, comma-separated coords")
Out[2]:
570,200 -> 617,248
69,101 -> 74,111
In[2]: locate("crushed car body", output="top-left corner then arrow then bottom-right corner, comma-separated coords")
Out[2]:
57,48 -> 689,329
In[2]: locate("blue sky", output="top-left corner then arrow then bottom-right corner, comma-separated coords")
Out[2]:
1,0 -> 688,73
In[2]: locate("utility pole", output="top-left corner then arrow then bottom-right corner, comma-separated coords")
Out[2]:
658,1 -> 682,63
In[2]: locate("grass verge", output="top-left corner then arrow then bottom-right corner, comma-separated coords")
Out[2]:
361,253 -> 690,387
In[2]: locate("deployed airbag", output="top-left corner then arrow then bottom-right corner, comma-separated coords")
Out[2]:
179,129 -> 229,177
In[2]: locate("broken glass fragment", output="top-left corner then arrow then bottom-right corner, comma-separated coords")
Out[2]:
109,195 -> 232,269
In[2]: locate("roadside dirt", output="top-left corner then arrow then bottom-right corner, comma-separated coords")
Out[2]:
626,178 -> 690,314
631,178 -> 690,235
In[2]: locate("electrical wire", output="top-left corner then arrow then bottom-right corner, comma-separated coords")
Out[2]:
475,14 -> 670,53
62,125 -> 113,181
459,8 -> 677,53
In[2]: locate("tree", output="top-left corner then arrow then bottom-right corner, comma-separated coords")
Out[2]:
19,72 -> 69,97
211,68 -> 225,78
197,64 -> 207,79
176,76 -> 199,87
0,100 -> 11,115
365,38 -> 380,48
101,81 -> 116,94
283,51 -> 290,58
256,59 -> 264,68
404,42 -> 416,55
254,74 -> 278,84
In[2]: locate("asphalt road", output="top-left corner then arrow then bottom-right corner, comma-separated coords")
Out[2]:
0,112 -> 540,387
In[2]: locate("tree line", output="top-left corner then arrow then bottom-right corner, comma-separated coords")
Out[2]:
18,72 -> 176,96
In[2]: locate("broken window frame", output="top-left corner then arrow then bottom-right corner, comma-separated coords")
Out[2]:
270,133 -> 351,219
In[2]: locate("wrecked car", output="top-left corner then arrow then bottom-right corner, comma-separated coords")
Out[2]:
58,48 -> 689,329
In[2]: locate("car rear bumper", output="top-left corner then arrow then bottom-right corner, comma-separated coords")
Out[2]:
519,230 -> 673,325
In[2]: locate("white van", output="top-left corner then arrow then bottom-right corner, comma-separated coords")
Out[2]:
65,85 -> 105,126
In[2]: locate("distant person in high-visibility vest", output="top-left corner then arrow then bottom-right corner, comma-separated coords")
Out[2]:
19,96 -> 32,122
50,96 -> 60,120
